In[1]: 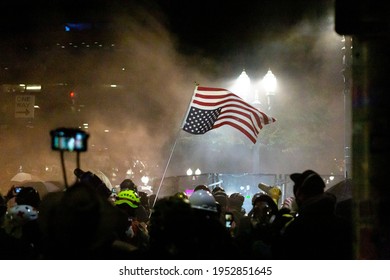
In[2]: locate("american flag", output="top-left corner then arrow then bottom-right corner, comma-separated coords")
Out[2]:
182,86 -> 276,143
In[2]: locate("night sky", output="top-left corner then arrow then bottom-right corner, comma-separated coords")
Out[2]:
0,0 -> 334,60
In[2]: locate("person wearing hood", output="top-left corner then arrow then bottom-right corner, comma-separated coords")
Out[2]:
273,170 -> 353,260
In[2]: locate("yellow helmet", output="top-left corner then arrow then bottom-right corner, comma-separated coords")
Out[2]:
258,183 -> 281,205
115,189 -> 140,208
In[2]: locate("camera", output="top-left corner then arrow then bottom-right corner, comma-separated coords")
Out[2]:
50,128 -> 89,152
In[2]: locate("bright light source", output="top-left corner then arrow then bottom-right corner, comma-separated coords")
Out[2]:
26,84 -> 42,91
141,176 -> 149,185
232,69 -> 251,100
262,70 -> 277,95
186,168 -> 193,176
126,169 -> 133,176
195,168 -> 201,175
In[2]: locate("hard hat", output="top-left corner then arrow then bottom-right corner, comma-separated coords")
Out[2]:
189,189 -> 217,212
173,191 -> 189,202
6,204 -> 39,224
115,189 -> 140,208
258,183 -> 282,204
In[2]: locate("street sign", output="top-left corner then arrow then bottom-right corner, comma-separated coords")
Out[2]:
15,95 -> 35,118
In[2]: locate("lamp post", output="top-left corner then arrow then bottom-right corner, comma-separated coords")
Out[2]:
233,69 -> 277,111
186,168 -> 201,181
231,69 -> 277,175
232,69 -> 251,101
262,69 -> 277,111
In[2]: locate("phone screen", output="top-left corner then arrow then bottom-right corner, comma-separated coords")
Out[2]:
225,213 -> 233,228
51,128 -> 89,152
14,187 -> 22,193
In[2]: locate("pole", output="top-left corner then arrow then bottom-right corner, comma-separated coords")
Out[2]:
342,35 -> 353,179
151,132 -> 180,208
60,150 -> 68,189
152,83 -> 199,209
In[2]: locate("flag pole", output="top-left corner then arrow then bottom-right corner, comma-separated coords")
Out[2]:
151,83 -> 199,209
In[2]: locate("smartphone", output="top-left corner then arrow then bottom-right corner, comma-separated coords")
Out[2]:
50,128 -> 89,152
14,186 -> 22,193
225,212 -> 233,228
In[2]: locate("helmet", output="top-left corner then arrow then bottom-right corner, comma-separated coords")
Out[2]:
251,191 -> 267,205
189,189 -> 217,212
228,192 -> 245,208
194,184 -> 211,192
115,189 -> 140,208
251,193 -> 278,214
173,191 -> 189,201
213,190 -> 228,208
15,186 -> 41,208
6,204 -> 39,225
119,179 -> 138,193
212,186 -> 225,194
258,183 -> 282,205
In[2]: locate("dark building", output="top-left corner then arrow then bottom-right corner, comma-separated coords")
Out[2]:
0,1 -> 165,186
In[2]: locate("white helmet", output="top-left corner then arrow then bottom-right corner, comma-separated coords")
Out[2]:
189,189 -> 217,212
6,204 -> 39,225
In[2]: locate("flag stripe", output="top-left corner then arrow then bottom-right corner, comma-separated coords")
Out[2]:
197,86 -> 227,92
193,100 -> 263,131
218,109 -> 259,135
182,86 -> 276,143
192,92 -> 272,130
213,121 -> 257,144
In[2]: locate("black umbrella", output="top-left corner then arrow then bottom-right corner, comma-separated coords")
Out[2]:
326,178 -> 352,202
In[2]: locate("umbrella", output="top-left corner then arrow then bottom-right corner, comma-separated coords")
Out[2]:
326,178 -> 352,202
11,172 -> 40,182
91,169 -> 113,190
16,181 -> 62,198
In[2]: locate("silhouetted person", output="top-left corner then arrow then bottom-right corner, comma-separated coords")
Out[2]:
235,193 -> 280,259
273,170 -> 353,259
147,195 -> 197,259
189,190 -> 241,259
38,182 -> 137,259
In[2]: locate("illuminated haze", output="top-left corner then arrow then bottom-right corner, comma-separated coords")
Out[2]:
0,2 -> 347,193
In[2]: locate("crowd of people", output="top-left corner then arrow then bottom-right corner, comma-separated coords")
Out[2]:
0,169 -> 353,260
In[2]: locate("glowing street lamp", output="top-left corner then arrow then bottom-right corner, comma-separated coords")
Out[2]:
262,69 -> 277,111
141,175 -> 149,185
232,69 -> 251,101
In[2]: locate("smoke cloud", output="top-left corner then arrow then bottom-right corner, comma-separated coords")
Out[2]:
0,1 -> 347,194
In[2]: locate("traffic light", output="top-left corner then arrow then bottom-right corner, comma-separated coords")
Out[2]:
69,90 -> 76,104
